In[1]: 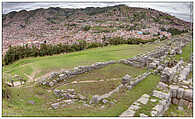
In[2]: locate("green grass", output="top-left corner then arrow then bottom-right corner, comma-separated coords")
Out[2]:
175,42 -> 192,62
3,43 -> 164,81
56,63 -> 146,96
3,74 -> 160,117
134,96 -> 160,116
61,63 -> 146,82
57,80 -> 121,97
163,104 -> 193,117
187,71 -> 192,80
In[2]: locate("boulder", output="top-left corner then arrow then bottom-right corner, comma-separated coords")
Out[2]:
102,99 -> 109,104
172,98 -> 179,105
51,102 -> 60,109
170,49 -> 176,55
91,95 -> 100,104
49,81 -> 54,87
188,102 -> 193,109
178,99 -> 185,106
63,99 -> 74,104
177,106 -> 184,111
161,67 -> 175,84
127,85 -> 132,90
129,105 -> 140,111
157,82 -> 168,91
50,72 -> 58,79
140,113 -> 148,117
183,100 -> 190,107
78,94 -> 86,100
59,74 -> 67,80
177,88 -> 184,99
41,80 -> 47,85
121,74 -> 132,85
157,65 -> 164,72
151,110 -> 158,117
169,85 -> 179,98
152,90 -> 170,99
148,62 -> 157,69
153,104 -> 163,115
66,89 -> 75,94
150,99 -> 157,102
137,95 -> 149,105
54,89 -> 62,97
183,89 -> 193,101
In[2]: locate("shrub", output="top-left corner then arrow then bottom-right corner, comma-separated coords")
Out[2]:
83,26 -> 91,31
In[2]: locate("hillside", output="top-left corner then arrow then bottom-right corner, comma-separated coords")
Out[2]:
2,5 -> 191,54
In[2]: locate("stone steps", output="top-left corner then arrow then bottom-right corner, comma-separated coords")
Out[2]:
120,94 -> 150,117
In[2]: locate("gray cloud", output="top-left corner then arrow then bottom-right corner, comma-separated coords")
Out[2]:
2,2 -> 193,22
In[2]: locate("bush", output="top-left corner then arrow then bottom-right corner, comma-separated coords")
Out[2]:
167,28 -> 187,35
83,25 -> 91,31
87,42 -> 103,49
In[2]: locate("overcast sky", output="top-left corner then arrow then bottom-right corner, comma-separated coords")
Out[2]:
2,2 -> 193,22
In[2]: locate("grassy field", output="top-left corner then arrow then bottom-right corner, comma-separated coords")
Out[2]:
3,42 -> 165,82
57,80 -> 121,97
134,96 -> 160,116
56,63 -> 146,97
175,42 -> 192,62
164,104 -> 193,117
58,63 -> 146,83
3,74 -> 160,117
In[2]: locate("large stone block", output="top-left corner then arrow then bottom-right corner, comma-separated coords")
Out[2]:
169,85 -> 179,98
188,102 -> 193,109
90,95 -> 100,104
172,98 -> 179,105
152,90 -> 170,99
49,81 -> 54,87
183,100 -> 190,107
148,62 -> 157,69
51,102 -> 60,109
177,88 -> 184,99
153,104 -> 163,115
158,82 -> 168,91
121,74 -> 132,85
178,99 -> 185,106
59,74 -> 67,80
183,89 -> 193,101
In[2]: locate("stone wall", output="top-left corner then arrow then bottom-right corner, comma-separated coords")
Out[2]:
178,63 -> 192,81
169,85 -> 193,109
151,90 -> 171,116
119,46 -> 169,69
90,71 -> 151,104
40,60 -> 116,87
160,59 -> 184,84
